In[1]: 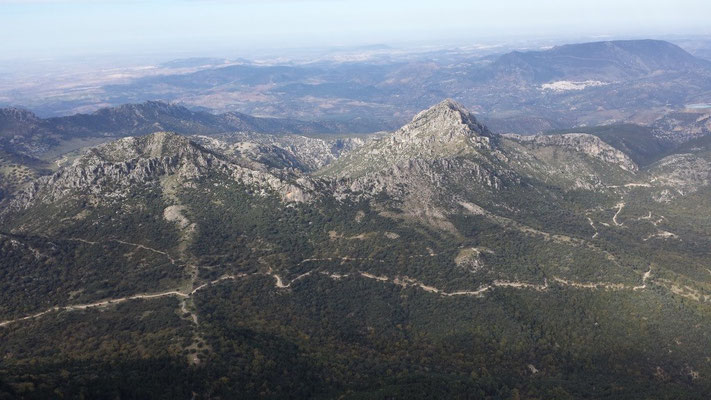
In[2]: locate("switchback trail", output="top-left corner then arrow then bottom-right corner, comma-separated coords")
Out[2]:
613,202 -> 626,226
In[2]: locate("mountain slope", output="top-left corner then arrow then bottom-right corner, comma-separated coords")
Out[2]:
2,131 -> 314,234
547,124 -> 670,166
192,131 -> 366,172
2,100 -> 711,398
0,149 -> 50,202
322,100 -> 637,193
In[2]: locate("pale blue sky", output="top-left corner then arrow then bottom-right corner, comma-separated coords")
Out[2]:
1,0 -> 710,60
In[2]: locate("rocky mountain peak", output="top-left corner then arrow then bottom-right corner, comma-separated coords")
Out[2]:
399,99 -> 494,143
413,98 -> 468,119
0,107 -> 40,122
0,108 -> 43,134
82,131 -> 204,163
317,100 -> 498,179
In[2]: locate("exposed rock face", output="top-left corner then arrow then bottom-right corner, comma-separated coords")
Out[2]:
505,133 -> 639,172
192,132 -> 366,172
398,99 -> 494,144
0,108 -> 44,132
8,99 -> 708,234
319,100 -> 651,217
317,101 -> 523,226
0,108 -> 57,155
340,156 -> 505,202
319,99 -> 494,179
648,153 -> 711,194
3,132 -> 313,215
80,131 -> 215,164
322,100 -> 640,201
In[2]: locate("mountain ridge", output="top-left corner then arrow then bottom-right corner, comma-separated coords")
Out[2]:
2,131 -> 313,220
0,101 -> 378,158
489,39 -> 711,83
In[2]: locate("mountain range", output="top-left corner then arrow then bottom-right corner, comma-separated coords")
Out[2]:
1,99 -> 711,398
0,101 -> 376,157
4,39 -> 710,136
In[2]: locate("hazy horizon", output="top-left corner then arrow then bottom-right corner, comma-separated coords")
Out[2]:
2,0 -> 711,62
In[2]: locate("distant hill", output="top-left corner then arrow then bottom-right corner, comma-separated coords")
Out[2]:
0,101 -> 379,158
487,39 -> 711,83
158,57 -> 230,68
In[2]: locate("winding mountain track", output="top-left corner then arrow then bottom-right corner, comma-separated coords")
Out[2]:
0,292 -> 186,328
0,274 -> 244,328
0,224 -> 668,332
613,202 -> 626,226
0,194 -> 668,327
1,266 -> 659,329
113,240 -> 178,264
65,238 -> 98,245
586,216 -> 599,239
633,268 -> 653,291
67,237 -> 178,264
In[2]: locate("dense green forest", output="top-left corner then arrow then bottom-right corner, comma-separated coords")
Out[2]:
2,171 -> 711,399
1,120 -> 711,398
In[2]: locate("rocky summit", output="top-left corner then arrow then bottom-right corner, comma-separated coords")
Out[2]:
319,99 -> 494,178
